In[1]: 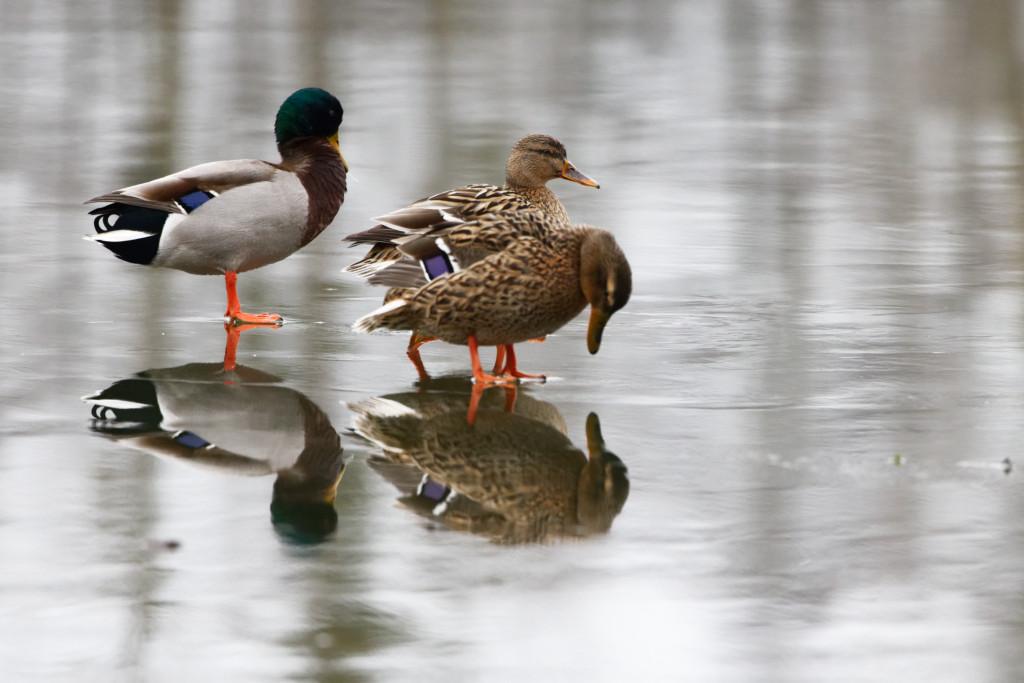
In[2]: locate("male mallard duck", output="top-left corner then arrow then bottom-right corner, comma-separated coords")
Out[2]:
86,87 -> 348,325
343,134 -> 597,376
352,211 -> 632,383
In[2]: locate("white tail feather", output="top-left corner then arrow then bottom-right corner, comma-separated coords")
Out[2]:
85,229 -> 153,243
352,298 -> 407,334
81,394 -> 150,410
346,396 -> 420,418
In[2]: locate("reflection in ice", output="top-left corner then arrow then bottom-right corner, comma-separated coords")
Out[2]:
348,379 -> 628,544
84,360 -> 346,544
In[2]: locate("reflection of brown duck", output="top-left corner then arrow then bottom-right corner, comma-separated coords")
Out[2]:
83,361 -> 346,543
348,382 -> 628,544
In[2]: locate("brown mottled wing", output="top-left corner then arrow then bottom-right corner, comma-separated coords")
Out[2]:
342,184 -> 540,280
435,209 -> 553,253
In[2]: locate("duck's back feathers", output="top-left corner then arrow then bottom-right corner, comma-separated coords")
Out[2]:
343,183 -> 546,286
87,159 -> 278,213
343,185 -> 545,287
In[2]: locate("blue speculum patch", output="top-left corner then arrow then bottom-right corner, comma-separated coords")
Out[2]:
178,190 -> 215,213
422,252 -> 454,280
173,431 -> 211,449
418,478 -> 450,502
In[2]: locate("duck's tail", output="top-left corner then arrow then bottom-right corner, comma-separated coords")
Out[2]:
352,298 -> 418,334
85,203 -> 167,265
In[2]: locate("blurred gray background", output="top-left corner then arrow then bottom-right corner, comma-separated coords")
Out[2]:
2,1 -> 1024,681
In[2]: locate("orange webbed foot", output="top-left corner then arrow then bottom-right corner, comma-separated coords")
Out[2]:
495,345 -> 547,382
223,271 -> 282,327
469,336 -> 518,385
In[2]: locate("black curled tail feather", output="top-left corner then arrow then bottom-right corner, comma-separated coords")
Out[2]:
88,203 -> 166,265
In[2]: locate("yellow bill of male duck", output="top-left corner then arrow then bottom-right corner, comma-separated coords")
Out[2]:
85,87 -> 348,325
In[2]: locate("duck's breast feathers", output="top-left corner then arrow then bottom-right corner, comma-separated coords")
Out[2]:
278,137 -> 348,238
86,159 -> 279,214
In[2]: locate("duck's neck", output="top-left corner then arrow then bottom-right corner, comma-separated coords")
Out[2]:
280,138 -> 348,245
504,182 -> 569,222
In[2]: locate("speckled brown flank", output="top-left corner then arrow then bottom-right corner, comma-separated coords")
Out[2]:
356,213 -> 632,353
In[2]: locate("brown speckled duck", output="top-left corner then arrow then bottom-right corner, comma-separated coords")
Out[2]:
344,134 -> 598,376
86,88 -> 348,325
352,210 -> 632,383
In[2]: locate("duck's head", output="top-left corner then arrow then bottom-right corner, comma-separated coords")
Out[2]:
275,87 -> 348,170
576,413 -> 630,533
507,134 -> 599,189
579,228 -> 632,354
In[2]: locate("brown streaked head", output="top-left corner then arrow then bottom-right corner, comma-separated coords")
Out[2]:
579,228 -> 632,354
506,134 -> 599,190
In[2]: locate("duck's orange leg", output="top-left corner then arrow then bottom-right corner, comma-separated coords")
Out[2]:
493,337 -> 546,375
491,345 -> 507,375
222,321 -> 275,373
224,271 -> 282,325
465,382 -> 519,426
468,335 -> 516,384
407,331 -> 438,382
496,344 -> 546,381
223,323 -> 241,373
467,382 -> 485,425
501,383 -> 518,412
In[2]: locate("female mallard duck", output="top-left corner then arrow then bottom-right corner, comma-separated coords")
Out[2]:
350,385 -> 630,544
86,87 -> 348,325
352,211 -> 632,383
344,133 -> 597,375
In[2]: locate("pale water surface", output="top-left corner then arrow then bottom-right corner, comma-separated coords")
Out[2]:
3,1 -> 1024,681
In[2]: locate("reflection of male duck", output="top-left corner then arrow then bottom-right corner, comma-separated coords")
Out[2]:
348,380 -> 629,544
84,362 -> 346,543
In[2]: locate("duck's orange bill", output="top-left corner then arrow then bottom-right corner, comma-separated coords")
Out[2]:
587,307 -> 611,355
560,161 -> 600,188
